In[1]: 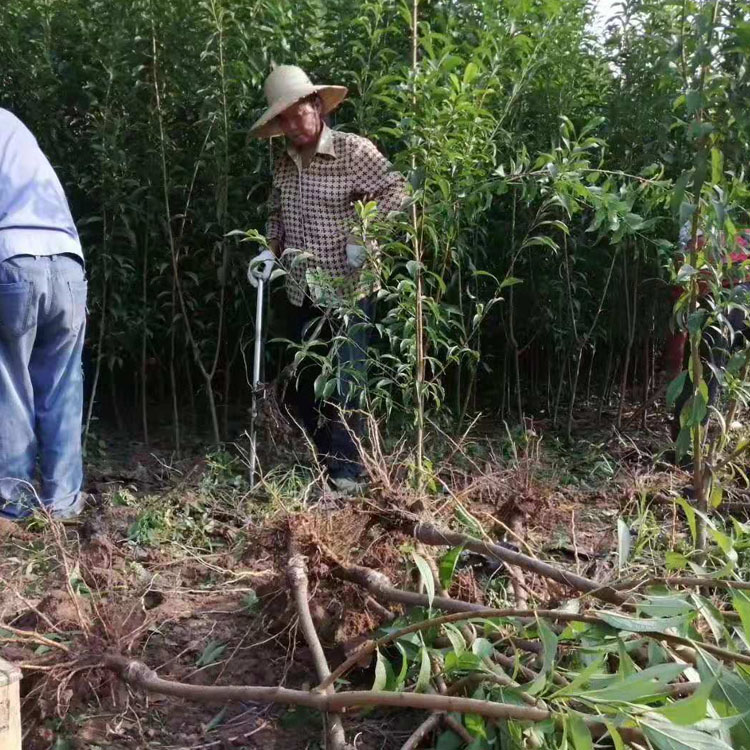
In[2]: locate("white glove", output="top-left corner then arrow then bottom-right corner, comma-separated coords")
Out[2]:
247,249 -> 275,287
346,241 -> 367,269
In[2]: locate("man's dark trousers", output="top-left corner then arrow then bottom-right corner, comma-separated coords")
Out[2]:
286,296 -> 374,480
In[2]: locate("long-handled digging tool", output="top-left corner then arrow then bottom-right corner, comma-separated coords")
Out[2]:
249,277 -> 265,489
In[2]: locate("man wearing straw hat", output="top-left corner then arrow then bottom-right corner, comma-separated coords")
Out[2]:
247,65 -> 406,491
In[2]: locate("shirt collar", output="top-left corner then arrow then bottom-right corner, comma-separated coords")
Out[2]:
286,124 -> 337,167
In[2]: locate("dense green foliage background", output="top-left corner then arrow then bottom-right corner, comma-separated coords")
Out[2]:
0,0 -> 748,444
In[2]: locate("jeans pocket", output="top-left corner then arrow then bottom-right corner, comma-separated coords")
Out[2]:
67,279 -> 88,333
0,281 -> 33,338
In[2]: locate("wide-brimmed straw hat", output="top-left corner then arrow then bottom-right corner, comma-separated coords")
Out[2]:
249,64 -> 348,139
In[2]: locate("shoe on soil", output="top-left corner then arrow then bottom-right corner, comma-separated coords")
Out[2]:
328,475 -> 365,494
49,492 -> 88,522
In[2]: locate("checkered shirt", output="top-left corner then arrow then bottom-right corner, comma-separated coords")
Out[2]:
266,125 -> 406,306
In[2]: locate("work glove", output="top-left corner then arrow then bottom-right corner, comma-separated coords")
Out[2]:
346,236 -> 367,269
247,249 -> 276,287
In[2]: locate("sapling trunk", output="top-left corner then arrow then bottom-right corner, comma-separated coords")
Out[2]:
84,251 -> 108,448
598,345 -> 613,423
561,233 -> 579,440
169,277 -> 181,454
617,248 -> 639,428
150,4 -> 224,444
410,0 -> 425,487
140,228 -> 150,446
585,343 -> 596,404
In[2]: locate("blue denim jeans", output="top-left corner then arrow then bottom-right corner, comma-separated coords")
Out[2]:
0,254 -> 87,518
288,296 -> 374,480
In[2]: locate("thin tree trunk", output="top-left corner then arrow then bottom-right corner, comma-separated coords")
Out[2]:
141,230 -> 150,446
84,262 -> 108,448
585,343 -> 596,405
411,0 -> 425,486
598,346 -> 613,424
617,249 -> 639,428
169,274 -> 180,455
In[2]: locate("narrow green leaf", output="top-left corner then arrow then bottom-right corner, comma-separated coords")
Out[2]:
656,678 -> 715,725
696,651 -> 750,747
732,591 -> 750,644
415,647 -> 432,693
674,497 -> 697,545
667,372 -> 688,408
438,546 -> 463,591
605,720 -> 625,750
568,713 -> 594,750
412,552 -> 436,609
578,663 -> 685,703
395,643 -> 409,689
598,612 -> 689,634
551,657 -> 605,698
617,640 -> 637,677
372,648 -> 388,692
642,715 -> 733,750
464,712 -> 486,739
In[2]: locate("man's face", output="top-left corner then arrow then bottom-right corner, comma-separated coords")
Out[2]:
277,98 -> 322,148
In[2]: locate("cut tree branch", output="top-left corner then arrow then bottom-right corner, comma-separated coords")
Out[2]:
287,534 -> 349,750
409,521 -> 626,605
103,654 -> 551,721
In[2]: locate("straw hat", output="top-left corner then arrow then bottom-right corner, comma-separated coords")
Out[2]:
249,65 -> 348,139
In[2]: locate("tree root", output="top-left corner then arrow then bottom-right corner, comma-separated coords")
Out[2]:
287,529 -> 350,750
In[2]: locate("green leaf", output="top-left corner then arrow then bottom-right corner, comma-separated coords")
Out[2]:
578,663 -> 685,703
412,552 -> 436,609
686,90 -> 702,115
617,518 -> 630,573
195,640 -> 226,667
551,656 -> 605,698
711,148 -> 724,185
642,715 -> 733,750
463,61 -> 480,85
667,372 -> 688,408
605,720 -> 626,750
733,591 -> 750,644
655,678 -> 714,725
438,546 -> 463,591
696,651 -> 750,747
638,595 -> 694,619
205,707 -> 228,731
568,713 -> 593,750
617,640 -> 637,677
526,618 -> 558,696
666,551 -> 689,571
443,623 -> 467,655
372,648 -> 388,692
395,643 -> 409,689
416,647 -> 432,693
465,712 -> 486,739
538,618 -> 558,674
674,497 -> 697,545
671,171 -> 692,214
598,612 -> 689,634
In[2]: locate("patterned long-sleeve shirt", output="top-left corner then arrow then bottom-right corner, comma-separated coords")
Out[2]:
266,124 -> 406,306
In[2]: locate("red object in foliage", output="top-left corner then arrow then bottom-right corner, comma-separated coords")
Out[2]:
664,229 -> 750,378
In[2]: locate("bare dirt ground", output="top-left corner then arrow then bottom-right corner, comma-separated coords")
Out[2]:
0,407 -> 693,749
